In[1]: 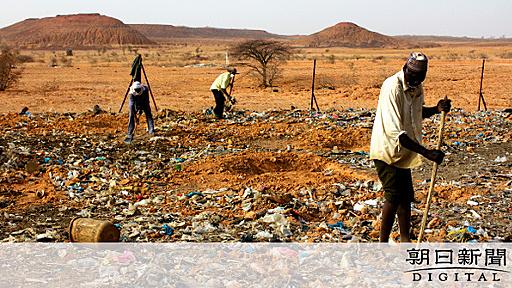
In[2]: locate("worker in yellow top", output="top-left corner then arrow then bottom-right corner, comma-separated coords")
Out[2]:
370,52 -> 451,243
210,67 -> 238,119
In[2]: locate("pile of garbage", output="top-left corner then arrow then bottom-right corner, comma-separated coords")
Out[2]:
0,108 -> 510,242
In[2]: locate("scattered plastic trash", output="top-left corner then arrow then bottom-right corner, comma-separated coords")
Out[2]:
0,109 -> 510,243
494,156 -> 507,163
161,224 -> 174,236
255,231 -> 273,240
353,203 -> 365,211
467,226 -> 477,234
466,200 -> 479,206
186,191 -> 203,198
327,222 -> 344,231
363,199 -> 378,207
469,210 -> 481,219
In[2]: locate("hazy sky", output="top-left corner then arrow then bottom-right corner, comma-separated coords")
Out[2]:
1,0 -> 510,38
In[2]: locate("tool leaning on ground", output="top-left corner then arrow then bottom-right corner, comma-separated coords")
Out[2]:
224,73 -> 237,112
119,54 -> 158,113
417,96 -> 449,243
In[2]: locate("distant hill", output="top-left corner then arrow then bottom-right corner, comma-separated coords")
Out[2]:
396,35 -> 512,44
396,35 -> 480,42
129,24 -> 283,42
0,14 -> 155,49
297,22 -> 415,48
0,14 -> 451,49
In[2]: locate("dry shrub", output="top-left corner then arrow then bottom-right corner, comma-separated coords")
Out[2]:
338,61 -> 358,87
0,46 -> 22,91
317,75 -> 337,90
445,53 -> 461,60
370,55 -> 385,63
325,54 -> 336,64
40,79 -> 60,92
498,51 -> 512,59
368,68 -> 393,89
16,54 -> 35,63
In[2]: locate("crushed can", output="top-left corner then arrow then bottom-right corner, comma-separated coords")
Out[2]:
69,218 -> 120,242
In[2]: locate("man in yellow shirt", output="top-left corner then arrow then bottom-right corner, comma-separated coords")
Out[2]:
210,67 -> 238,119
370,52 -> 451,242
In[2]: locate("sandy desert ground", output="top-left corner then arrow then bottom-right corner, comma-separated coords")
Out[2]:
2,44 -> 512,114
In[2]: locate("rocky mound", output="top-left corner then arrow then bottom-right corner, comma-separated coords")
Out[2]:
298,22 -> 410,48
130,24 -> 282,41
0,14 -> 155,49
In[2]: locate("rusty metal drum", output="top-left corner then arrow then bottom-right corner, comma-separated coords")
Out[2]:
69,218 -> 120,242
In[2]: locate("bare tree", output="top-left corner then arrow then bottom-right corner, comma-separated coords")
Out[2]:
0,46 -> 21,91
231,40 -> 293,87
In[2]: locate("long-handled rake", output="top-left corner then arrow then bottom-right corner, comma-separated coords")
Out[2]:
417,97 -> 448,243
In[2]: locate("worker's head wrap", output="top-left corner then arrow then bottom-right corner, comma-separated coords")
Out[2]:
404,52 -> 428,88
226,67 -> 239,75
405,52 -> 428,73
130,81 -> 143,96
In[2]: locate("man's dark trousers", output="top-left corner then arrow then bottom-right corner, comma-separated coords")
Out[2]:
211,89 -> 225,119
127,92 -> 154,139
